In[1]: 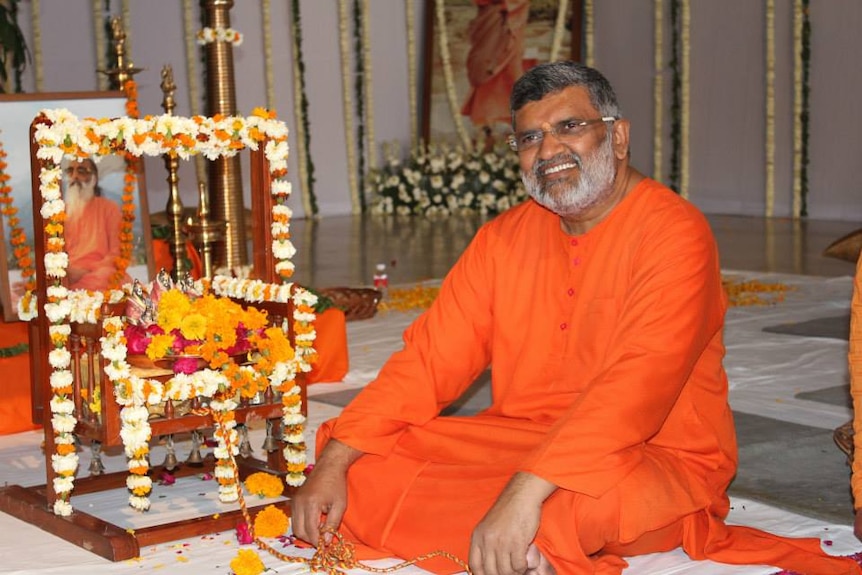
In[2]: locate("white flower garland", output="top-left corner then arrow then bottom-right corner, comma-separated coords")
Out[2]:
182,0 -> 207,187
92,0 -> 107,91
262,0 -> 276,111
32,0 -> 44,91
680,0 -> 691,199
653,0 -> 664,182
765,0 -> 776,217
585,0 -> 595,67
289,2 -> 314,217
32,109 -> 310,514
361,0 -> 377,170
434,0 -> 472,151
405,0 -> 418,149
549,0 -> 570,63
121,0 -> 132,55
792,0 -> 803,218
197,26 -> 243,46
338,0 -> 361,214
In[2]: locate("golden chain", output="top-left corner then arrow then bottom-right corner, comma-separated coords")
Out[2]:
226,447 -> 471,574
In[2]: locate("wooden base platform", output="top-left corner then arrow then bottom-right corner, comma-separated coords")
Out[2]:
0,460 -> 293,562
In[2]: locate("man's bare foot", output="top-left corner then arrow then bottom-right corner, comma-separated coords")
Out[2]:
525,543 -> 556,575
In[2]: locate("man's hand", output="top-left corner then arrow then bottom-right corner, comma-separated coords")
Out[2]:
469,472 -> 557,575
290,439 -> 362,546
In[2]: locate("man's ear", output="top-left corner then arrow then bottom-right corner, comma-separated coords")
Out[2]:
611,119 -> 630,161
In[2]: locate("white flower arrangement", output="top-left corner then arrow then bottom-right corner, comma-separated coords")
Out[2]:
367,141 -> 527,217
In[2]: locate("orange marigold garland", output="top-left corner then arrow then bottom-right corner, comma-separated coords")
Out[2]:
0,139 -> 36,295
107,78 -> 140,290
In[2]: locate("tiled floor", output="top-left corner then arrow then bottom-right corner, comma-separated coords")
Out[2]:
287,213 -> 860,289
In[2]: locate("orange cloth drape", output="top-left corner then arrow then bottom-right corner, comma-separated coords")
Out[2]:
0,321 -> 39,435
307,308 -> 349,384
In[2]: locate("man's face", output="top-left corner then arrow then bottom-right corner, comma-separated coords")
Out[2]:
513,86 -> 619,218
64,160 -> 97,218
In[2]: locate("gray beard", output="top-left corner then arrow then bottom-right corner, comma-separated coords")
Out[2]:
521,134 -> 617,218
65,179 -> 95,219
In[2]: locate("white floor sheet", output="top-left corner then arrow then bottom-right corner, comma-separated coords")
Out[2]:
0,272 -> 858,574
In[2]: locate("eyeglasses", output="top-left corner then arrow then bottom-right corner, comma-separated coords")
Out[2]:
507,116 -> 618,152
64,165 -> 94,176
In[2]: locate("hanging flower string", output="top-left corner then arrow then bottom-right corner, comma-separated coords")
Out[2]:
653,0 -> 664,182
196,26 -> 243,46
0,139 -> 36,295
108,78 -> 141,291
338,0 -> 361,214
32,108 -> 313,513
289,0 -> 318,216
404,0 -> 418,149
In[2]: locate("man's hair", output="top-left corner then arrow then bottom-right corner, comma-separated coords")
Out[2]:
510,61 -> 622,126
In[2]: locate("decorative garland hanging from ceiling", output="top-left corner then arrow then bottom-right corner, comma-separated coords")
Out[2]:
289,0 -> 318,216
262,0 -> 275,111
794,0 -> 811,218
765,0 -> 776,217
584,0 -> 594,67
338,0 -> 361,214
653,0 -> 664,183
668,0 -> 681,193
32,0 -> 43,91
352,0 -> 366,213
361,0 -> 377,171
405,0 -> 418,149
92,0 -> 107,90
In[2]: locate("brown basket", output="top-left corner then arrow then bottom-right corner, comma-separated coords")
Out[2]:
318,287 -> 382,321
834,419 -> 855,464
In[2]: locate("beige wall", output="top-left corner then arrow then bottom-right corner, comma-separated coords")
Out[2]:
12,0 -> 862,221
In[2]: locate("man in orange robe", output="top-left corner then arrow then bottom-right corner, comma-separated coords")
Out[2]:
293,62 -> 860,574
63,158 -> 129,291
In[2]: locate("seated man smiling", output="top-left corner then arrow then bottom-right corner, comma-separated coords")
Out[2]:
292,62 -> 860,575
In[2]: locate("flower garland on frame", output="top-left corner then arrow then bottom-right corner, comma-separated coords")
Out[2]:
584,0 -> 594,67
32,108 -> 312,514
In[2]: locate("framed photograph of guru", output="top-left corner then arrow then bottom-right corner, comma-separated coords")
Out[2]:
0,91 -> 154,321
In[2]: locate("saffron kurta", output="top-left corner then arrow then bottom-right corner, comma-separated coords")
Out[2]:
324,179 -> 859,574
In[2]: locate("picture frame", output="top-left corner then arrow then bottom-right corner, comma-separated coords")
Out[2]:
0,91 -> 153,321
422,0 -> 582,147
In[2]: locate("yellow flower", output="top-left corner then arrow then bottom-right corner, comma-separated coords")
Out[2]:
157,289 -> 192,332
253,504 -> 288,538
146,333 -> 175,360
229,549 -> 265,575
179,313 -> 207,340
243,472 -> 284,498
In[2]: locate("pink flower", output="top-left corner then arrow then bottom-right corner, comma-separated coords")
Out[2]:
236,521 -> 253,545
173,356 -> 200,374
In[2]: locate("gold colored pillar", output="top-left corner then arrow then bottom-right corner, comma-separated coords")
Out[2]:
201,0 -> 247,269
